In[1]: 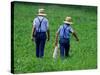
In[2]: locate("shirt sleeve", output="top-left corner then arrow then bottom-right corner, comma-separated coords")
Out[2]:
57,26 -> 61,33
46,19 -> 49,29
33,18 -> 36,27
69,26 -> 74,33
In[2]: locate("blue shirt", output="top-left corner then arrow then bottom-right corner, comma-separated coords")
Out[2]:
33,16 -> 49,32
57,24 -> 74,39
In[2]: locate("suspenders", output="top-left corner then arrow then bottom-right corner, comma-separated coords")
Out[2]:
37,17 -> 44,32
63,25 -> 67,39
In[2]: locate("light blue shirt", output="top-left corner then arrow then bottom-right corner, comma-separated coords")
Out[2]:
57,24 -> 74,39
33,16 -> 49,32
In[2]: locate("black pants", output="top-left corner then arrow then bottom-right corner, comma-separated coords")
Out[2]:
35,32 -> 46,58
59,38 -> 70,58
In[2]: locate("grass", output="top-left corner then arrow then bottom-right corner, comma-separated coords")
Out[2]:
12,2 -> 97,74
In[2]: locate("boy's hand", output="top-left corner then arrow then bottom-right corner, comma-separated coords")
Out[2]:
47,37 -> 50,41
55,42 -> 58,47
31,36 -> 34,41
76,38 -> 79,41
72,32 -> 79,42
31,37 -> 33,41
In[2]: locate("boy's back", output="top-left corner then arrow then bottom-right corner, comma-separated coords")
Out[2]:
58,24 -> 74,39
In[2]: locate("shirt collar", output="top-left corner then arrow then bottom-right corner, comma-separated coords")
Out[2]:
63,23 -> 70,27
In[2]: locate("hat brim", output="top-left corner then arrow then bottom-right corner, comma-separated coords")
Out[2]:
38,13 -> 47,16
63,21 -> 73,24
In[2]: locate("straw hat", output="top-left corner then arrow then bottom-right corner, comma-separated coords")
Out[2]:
63,16 -> 73,24
38,8 -> 47,16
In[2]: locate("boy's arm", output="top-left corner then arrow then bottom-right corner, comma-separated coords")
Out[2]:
55,31 -> 59,46
72,31 -> 79,41
47,29 -> 50,41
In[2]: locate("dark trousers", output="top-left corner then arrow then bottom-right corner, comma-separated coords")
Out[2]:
35,32 -> 46,58
59,38 -> 70,58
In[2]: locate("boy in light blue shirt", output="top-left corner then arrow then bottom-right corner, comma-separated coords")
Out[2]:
31,9 -> 50,58
55,16 -> 79,59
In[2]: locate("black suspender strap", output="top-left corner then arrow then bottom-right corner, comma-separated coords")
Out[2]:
37,17 -> 44,32
63,25 -> 67,39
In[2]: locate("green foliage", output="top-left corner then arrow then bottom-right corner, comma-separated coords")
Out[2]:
13,2 -> 97,73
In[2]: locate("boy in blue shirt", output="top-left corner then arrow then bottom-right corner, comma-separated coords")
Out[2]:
55,16 -> 79,59
31,9 -> 50,58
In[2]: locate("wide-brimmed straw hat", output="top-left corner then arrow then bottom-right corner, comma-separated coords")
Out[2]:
38,8 -> 47,16
63,16 -> 73,24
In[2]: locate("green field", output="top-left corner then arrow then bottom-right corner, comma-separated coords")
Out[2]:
12,2 -> 97,73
